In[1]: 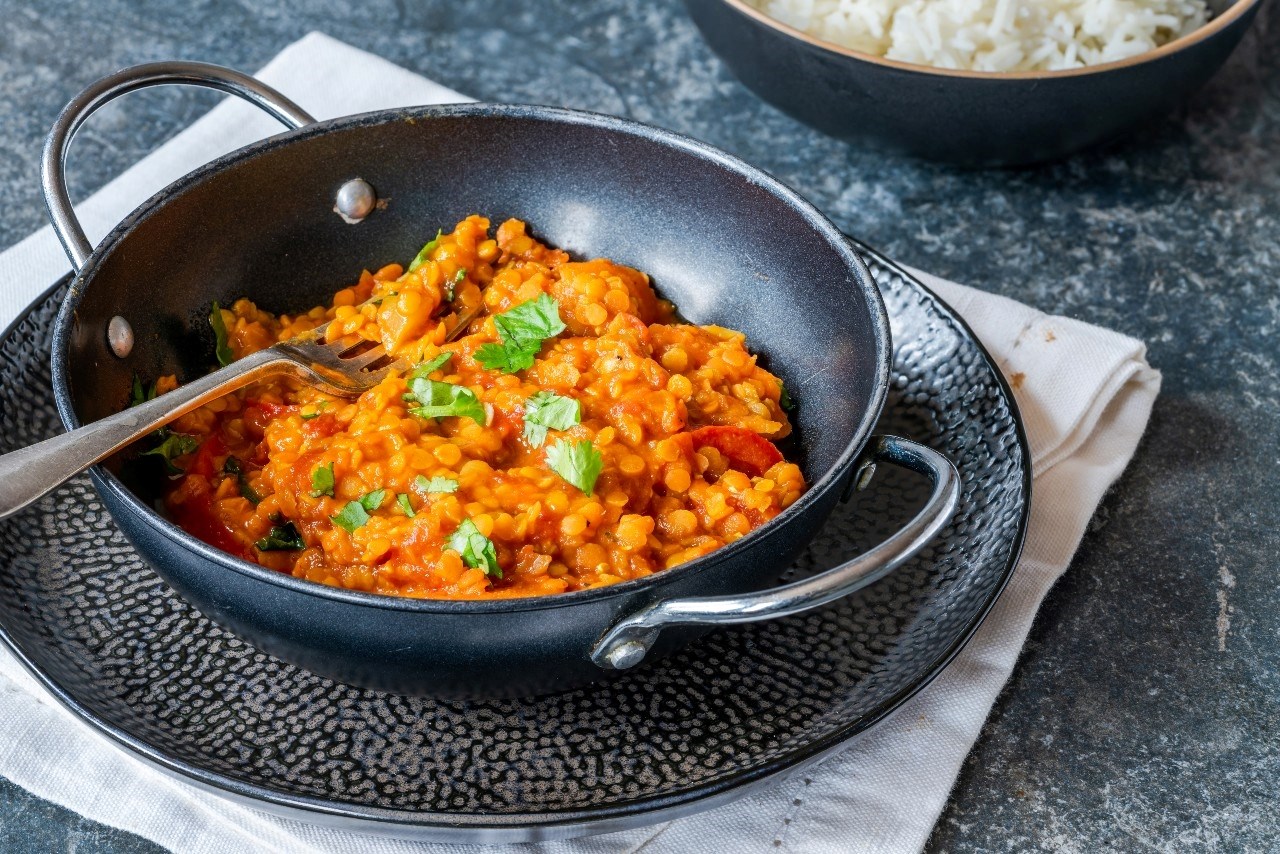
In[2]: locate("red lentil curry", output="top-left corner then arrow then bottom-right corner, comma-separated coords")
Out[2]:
145,216 -> 804,599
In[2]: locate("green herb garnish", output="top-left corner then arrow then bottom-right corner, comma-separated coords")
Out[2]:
521,391 -> 580,448
255,520 -> 304,551
414,475 -> 459,494
404,353 -> 480,423
779,380 -> 795,412
474,293 -> 565,374
330,501 -> 369,533
209,301 -> 233,367
140,433 -> 200,475
129,373 -> 157,408
408,229 -> 443,273
447,518 -> 501,578
129,375 -> 192,472
310,462 -> 335,498
405,376 -> 486,424
329,488 -> 387,533
545,438 -> 604,496
397,493 -> 415,517
409,352 -> 453,380
223,456 -> 262,504
301,402 -> 328,420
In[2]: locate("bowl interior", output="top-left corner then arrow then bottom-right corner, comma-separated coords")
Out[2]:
57,106 -> 884,515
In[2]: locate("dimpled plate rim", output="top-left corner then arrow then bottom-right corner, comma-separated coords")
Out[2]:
0,239 -> 1029,843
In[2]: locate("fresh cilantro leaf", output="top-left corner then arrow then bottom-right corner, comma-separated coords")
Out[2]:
522,391 -> 580,448
359,489 -> 387,511
779,379 -> 795,412
397,493 -> 415,517
126,373 -> 177,473
408,229 -> 443,272
129,373 -> 157,408
140,432 -> 200,475
545,438 -> 604,496
498,293 -> 566,345
405,376 -> 486,423
310,462 -> 335,497
474,340 -> 530,374
447,518 -> 501,578
209,301 -> 233,367
409,352 -> 453,381
448,268 -> 467,300
330,501 -> 368,533
474,294 -> 565,374
255,520 -> 304,551
223,456 -> 262,504
331,490 -> 386,533
414,474 -> 459,494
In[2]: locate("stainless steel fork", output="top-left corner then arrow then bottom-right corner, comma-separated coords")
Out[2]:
0,330 -> 392,520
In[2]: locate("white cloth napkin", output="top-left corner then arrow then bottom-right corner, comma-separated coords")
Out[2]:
0,33 -> 1160,854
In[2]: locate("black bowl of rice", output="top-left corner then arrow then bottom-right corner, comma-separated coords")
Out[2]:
683,0 -> 1262,165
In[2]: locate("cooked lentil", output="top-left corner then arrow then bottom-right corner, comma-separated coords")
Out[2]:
160,216 -> 805,599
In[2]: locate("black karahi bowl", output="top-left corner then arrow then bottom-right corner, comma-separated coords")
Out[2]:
684,0 -> 1263,166
43,62 -> 958,698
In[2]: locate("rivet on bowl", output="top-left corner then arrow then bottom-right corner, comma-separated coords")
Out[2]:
334,178 -> 376,224
605,640 -> 649,670
106,315 -> 133,358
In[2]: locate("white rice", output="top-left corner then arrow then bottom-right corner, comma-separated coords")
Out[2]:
742,0 -> 1211,71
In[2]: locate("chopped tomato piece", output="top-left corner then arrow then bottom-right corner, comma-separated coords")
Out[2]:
301,412 -> 341,440
245,400 -> 295,419
169,484 -> 248,560
287,450 -> 324,495
689,426 -> 783,478
250,440 -> 270,467
187,434 -> 226,479
487,405 -> 520,441
242,400 -> 296,439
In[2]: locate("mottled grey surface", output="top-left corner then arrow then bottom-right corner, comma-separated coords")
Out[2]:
0,0 -> 1276,852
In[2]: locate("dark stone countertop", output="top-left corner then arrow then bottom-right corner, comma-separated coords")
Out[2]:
0,1 -> 1277,851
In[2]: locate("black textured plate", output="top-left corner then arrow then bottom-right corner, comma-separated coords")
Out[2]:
0,242 -> 1029,843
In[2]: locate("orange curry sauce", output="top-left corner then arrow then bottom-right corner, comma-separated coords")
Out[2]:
158,216 -> 805,599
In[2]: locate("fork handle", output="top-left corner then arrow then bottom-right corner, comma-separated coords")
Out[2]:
0,349 -> 288,520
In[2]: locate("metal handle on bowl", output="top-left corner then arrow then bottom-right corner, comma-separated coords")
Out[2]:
42,61 -> 316,271
591,435 -> 961,671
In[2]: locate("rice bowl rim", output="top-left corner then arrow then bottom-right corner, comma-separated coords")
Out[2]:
715,0 -> 1261,80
